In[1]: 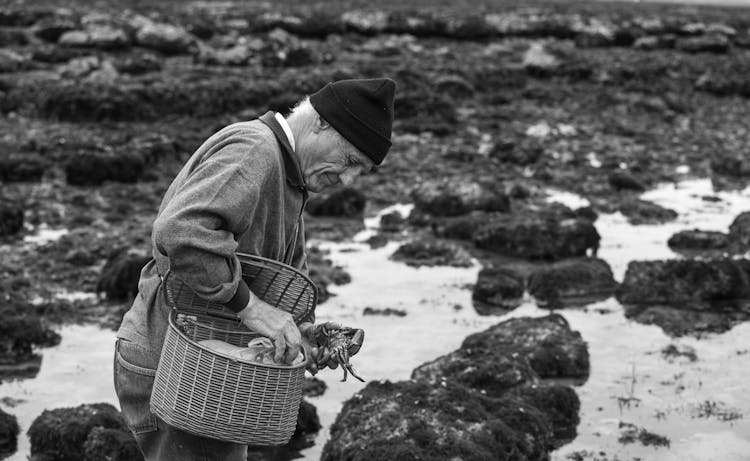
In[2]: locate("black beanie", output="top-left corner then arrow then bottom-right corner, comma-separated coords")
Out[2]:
309,78 -> 396,165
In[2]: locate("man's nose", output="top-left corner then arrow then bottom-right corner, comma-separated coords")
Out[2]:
340,168 -> 360,186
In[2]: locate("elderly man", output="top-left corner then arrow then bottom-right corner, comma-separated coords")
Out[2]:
114,78 -> 396,460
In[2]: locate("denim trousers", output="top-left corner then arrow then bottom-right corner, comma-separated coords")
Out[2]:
113,339 -> 248,461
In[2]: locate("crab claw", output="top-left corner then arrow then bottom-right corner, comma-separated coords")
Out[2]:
347,329 -> 364,356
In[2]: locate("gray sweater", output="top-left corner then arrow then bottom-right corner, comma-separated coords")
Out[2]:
117,117 -> 308,355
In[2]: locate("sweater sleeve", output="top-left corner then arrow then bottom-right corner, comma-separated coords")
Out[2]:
153,138 -> 272,313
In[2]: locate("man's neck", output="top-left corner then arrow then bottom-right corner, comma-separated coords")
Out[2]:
274,112 -> 296,152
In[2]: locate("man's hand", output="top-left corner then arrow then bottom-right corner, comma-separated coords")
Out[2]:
237,297 -> 301,365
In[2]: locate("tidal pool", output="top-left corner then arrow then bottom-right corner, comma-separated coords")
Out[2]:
1,178 -> 748,461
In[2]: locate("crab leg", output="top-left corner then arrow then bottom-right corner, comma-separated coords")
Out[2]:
345,364 -> 365,382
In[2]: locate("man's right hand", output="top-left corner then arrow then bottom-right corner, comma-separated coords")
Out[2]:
237,296 -> 301,365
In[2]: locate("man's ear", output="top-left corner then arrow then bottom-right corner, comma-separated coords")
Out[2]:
315,115 -> 330,132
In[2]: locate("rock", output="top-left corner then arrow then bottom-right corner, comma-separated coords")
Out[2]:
634,34 -> 675,50
528,258 -> 617,308
58,55 -> 101,78
523,42 -> 560,74
608,170 -> 645,191
473,212 -> 600,260
711,153 -> 750,178
0,314 -> 61,377
618,422 -> 670,448
472,266 -> 525,313
0,152 -> 49,182
412,180 -> 510,216
676,34 -> 730,54
0,49 -> 27,73
0,408 -> 18,458
618,198 -> 678,225
96,248 -> 151,301
574,206 -> 598,222
196,43 -> 252,66
0,28 -> 29,46
728,211 -> 750,250
247,399 -> 321,460
58,26 -> 130,49
113,51 -> 162,75
362,307 -> 407,317
306,188 -> 366,217
661,344 -> 697,362
303,377 -> 327,397
434,75 -> 475,98
321,380 -> 555,461
378,211 -> 406,232
83,427 -> 143,461
135,21 -> 195,54
31,45 -> 89,63
33,16 -> 76,42
617,259 -> 750,305
460,314 -> 589,380
667,229 -> 729,251
341,10 -> 388,35
390,239 -> 473,267
28,403 -> 131,461
514,384 -> 581,442
489,137 -> 544,165
64,149 -> 146,185
0,199 -> 24,237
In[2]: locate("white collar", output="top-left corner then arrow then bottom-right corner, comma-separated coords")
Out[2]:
274,112 -> 295,152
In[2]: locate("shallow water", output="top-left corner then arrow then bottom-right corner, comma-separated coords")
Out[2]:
1,178 -> 749,460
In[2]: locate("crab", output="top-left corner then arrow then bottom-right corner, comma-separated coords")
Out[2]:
314,323 -> 365,382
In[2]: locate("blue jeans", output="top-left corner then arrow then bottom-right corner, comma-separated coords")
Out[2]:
113,339 -> 248,461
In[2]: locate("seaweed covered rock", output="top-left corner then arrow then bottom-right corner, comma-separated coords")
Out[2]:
246,399 -> 321,461
617,259 -> 750,305
617,259 -> 750,335
0,152 -> 49,182
390,239 -> 473,267
0,312 -> 61,380
28,403 -> 132,461
412,180 -> 510,216
514,384 -> 581,442
473,213 -> 600,260
306,187 -> 366,217
608,170 -> 645,191
667,229 -> 729,251
82,427 -> 143,461
0,408 -> 19,459
415,314 -> 589,382
134,21 -> 195,54
619,198 -> 678,225
728,211 -> 750,251
58,26 -> 130,49
528,258 -> 617,308
64,149 -> 146,186
472,266 -> 525,313
322,380 -> 554,461
96,248 -> 151,301
0,199 -> 24,237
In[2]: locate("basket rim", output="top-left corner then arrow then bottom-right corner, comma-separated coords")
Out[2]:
168,309 -> 307,371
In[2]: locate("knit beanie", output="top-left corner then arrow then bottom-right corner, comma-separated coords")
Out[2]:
309,78 -> 396,165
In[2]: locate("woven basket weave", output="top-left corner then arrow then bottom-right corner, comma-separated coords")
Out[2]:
150,253 -> 316,445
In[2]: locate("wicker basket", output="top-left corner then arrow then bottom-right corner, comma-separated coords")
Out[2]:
150,253 -> 317,445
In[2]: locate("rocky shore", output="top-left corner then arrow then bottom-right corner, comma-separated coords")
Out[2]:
1,0 -> 750,459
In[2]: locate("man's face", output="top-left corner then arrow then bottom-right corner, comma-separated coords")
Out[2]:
301,126 -> 374,194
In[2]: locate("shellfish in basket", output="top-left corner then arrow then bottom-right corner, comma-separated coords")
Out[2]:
314,322 -> 365,382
